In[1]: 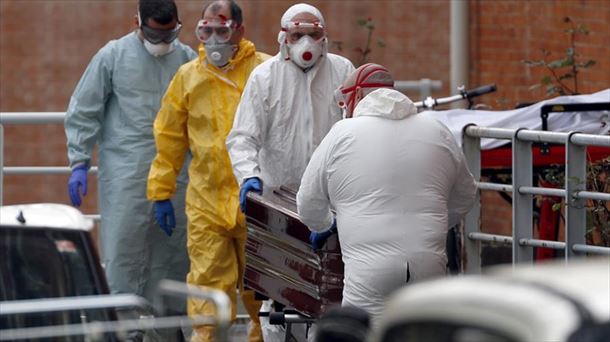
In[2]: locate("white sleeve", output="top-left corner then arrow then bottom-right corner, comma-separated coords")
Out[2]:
226,72 -> 267,183
447,151 -> 478,227
296,128 -> 337,232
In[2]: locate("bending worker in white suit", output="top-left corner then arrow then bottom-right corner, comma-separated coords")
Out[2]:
297,63 -> 477,325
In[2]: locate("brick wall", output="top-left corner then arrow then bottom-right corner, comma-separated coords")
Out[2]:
1,0 -> 609,235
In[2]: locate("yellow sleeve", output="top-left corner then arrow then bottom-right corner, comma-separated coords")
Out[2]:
256,51 -> 272,64
147,68 -> 189,201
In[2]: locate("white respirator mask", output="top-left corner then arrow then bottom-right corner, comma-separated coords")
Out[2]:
143,40 -> 175,57
288,35 -> 323,69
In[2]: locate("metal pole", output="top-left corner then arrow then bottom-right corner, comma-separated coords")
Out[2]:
155,279 -> 231,341
0,112 -> 65,124
450,0 -> 469,108
512,129 -> 534,265
0,124 -> 3,207
462,125 -> 481,274
565,132 -> 587,261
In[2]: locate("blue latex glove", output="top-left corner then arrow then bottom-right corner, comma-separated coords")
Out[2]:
239,177 -> 262,213
310,220 -> 338,251
154,200 -> 176,236
68,165 -> 88,207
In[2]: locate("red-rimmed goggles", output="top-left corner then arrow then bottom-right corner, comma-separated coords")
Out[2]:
282,21 -> 325,44
196,18 -> 238,43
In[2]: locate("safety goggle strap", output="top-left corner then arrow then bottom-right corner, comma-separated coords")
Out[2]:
342,66 -> 393,111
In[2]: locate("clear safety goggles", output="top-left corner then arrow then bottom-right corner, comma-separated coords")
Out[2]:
282,21 -> 325,44
140,21 -> 182,44
196,19 -> 237,43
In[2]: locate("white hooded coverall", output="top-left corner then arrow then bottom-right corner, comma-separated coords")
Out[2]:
297,88 -> 477,323
226,37 -> 354,188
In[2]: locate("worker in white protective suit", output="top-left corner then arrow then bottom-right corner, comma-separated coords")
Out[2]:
297,63 -> 478,326
64,1 -> 195,340
226,3 -> 354,200
226,3 -> 353,340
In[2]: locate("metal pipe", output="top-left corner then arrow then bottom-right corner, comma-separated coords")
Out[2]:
463,130 -> 482,274
0,316 -> 214,341
282,314 -> 315,324
516,130 -> 567,144
572,244 -> 610,255
0,112 -> 65,124
155,279 -> 231,341
450,0 -> 469,108
518,238 -> 566,250
0,124 -> 3,206
570,133 -> 610,147
574,190 -> 610,201
464,126 -> 514,140
3,166 -> 98,175
0,294 -> 150,315
477,182 -> 513,192
512,129 -> 534,264
468,232 -> 513,245
565,132 -> 587,260
518,186 -> 565,197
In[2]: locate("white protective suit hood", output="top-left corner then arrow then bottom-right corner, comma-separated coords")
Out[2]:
277,3 -> 328,62
353,88 -> 418,120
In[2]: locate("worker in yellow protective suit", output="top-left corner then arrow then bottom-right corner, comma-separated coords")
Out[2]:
146,1 -> 269,341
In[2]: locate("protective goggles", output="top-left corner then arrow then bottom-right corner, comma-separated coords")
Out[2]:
282,21 -> 325,44
140,21 -> 182,44
196,19 -> 237,43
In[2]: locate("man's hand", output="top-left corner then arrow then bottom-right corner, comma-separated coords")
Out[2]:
68,165 -> 88,207
154,200 -> 176,236
309,220 -> 338,251
239,177 -> 263,212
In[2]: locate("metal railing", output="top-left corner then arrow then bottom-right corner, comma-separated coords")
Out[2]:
462,125 -> 610,274
0,112 -> 98,220
3,113 -> 609,273
0,281 -> 232,341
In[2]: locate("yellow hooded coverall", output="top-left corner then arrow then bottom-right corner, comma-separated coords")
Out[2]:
147,39 -> 268,341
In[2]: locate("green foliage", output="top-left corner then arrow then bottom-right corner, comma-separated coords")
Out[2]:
522,17 -> 596,97
543,157 -> 610,247
331,17 -> 385,67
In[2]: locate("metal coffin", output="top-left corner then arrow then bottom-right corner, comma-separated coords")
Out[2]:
244,186 -> 343,318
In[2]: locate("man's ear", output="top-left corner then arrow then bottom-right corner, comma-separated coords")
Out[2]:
235,25 -> 245,41
134,15 -> 140,28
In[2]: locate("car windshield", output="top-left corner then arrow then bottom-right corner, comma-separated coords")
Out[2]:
0,226 -> 113,338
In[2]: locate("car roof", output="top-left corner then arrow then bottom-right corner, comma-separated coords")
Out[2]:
488,258 -> 610,323
0,203 -> 93,231
375,258 -> 610,342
